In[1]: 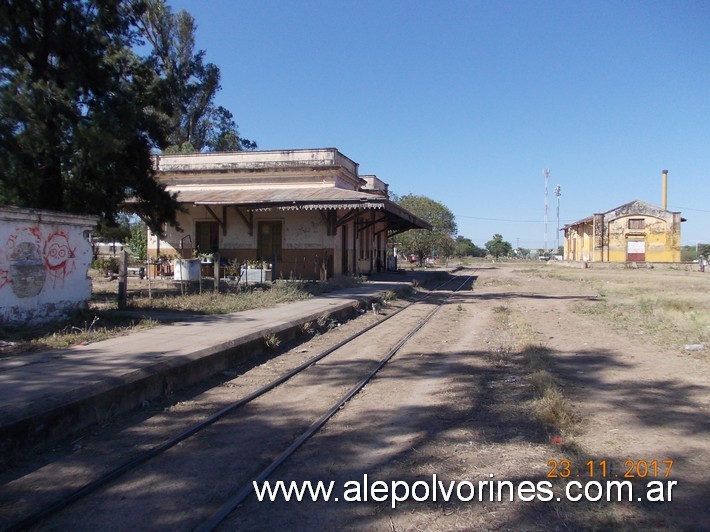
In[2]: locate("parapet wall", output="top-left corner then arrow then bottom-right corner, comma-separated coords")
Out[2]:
0,207 -> 98,326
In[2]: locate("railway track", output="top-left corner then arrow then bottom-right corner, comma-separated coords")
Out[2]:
6,272 -> 475,531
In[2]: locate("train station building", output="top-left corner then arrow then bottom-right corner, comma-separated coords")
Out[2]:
563,199 -> 682,263
147,148 -> 431,280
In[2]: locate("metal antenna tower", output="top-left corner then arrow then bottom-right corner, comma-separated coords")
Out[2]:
555,184 -> 561,253
543,168 -> 549,252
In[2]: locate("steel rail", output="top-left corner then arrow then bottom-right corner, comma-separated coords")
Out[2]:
196,275 -> 473,531
7,274 -> 467,531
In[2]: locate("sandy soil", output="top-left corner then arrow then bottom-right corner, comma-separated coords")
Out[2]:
1,265 -> 707,531
229,264 -> 709,531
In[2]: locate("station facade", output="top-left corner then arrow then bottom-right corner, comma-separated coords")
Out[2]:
563,199 -> 682,263
148,148 -> 431,280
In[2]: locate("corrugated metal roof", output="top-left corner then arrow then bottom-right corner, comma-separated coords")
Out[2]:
169,186 -> 382,207
168,186 -> 431,230
565,215 -> 594,228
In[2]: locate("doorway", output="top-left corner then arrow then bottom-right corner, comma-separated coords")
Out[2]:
257,221 -> 282,264
626,240 -> 646,262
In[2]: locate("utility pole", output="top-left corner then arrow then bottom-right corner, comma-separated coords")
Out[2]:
543,168 -> 549,252
555,184 -> 561,254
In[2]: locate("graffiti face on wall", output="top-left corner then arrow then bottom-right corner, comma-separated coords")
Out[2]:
1,226 -> 77,298
44,231 -> 76,288
4,227 -> 47,298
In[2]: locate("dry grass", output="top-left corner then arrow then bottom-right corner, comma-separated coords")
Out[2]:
1,271 -> 367,356
510,263 -> 710,354
263,332 -> 281,351
126,280 -> 312,314
298,321 -> 315,336
487,304 -> 579,434
563,269 -> 710,352
533,387 -> 577,430
475,276 -> 520,288
316,313 -> 330,329
520,344 -> 579,432
0,316 -> 159,355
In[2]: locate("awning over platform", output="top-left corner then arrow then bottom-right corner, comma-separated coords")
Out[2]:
168,186 -> 431,232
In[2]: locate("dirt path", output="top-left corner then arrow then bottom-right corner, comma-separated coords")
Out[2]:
230,265 -> 708,531
2,265 -> 707,530
513,266 -> 709,528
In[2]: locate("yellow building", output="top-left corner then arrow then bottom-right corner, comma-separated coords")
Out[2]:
563,200 -> 682,263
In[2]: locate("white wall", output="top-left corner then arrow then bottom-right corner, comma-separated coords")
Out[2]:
0,207 -> 97,326
149,207 -> 331,256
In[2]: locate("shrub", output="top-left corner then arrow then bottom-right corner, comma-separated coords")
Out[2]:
92,257 -> 120,274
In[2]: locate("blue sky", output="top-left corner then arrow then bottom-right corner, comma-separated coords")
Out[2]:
166,0 -> 709,250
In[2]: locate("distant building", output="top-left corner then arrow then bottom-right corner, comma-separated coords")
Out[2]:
563,200 -> 682,263
147,148 -> 431,280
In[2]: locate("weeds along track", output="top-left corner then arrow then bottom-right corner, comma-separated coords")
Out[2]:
7,273 -> 475,531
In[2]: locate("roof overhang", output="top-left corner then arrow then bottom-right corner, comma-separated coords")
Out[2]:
168,186 -> 432,231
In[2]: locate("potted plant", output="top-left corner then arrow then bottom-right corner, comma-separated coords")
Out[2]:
198,252 -> 215,264
240,260 -> 273,283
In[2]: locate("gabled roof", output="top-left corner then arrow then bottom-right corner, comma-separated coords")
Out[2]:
600,199 -> 677,216
566,199 -> 683,228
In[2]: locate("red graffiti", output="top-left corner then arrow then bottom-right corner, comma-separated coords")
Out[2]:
43,231 -> 76,288
0,269 -> 9,289
1,226 -> 79,295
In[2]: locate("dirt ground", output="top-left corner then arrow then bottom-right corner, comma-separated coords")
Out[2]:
1,263 -> 708,530
229,263 -> 709,531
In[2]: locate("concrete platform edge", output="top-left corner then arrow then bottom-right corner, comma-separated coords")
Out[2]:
0,292 -> 379,459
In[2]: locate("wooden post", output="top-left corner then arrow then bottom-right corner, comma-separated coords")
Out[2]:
213,252 -> 220,293
118,250 -> 128,309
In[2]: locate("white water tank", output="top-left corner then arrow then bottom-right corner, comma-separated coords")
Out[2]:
173,258 -> 201,281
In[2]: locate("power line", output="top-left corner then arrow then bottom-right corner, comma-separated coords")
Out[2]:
668,204 -> 710,213
455,214 -> 577,223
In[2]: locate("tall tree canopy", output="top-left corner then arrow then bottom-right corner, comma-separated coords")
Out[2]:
0,0 -> 179,233
395,195 -> 457,266
485,233 -> 513,259
453,236 -> 487,257
138,0 -> 256,153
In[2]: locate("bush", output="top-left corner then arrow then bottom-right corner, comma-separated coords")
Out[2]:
92,257 -> 120,274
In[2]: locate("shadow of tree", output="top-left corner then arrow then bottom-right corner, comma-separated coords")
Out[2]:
1,272 -> 706,531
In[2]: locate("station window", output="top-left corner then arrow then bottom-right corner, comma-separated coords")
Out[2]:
628,218 -> 645,230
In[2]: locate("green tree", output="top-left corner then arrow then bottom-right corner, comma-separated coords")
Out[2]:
96,214 -> 132,244
0,0 -> 179,234
453,236 -> 486,257
126,220 -> 148,262
138,0 -> 256,152
485,234 -> 513,259
395,195 -> 457,266
515,247 -> 530,259
680,246 -> 695,262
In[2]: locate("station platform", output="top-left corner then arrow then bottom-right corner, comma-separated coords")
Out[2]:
0,272 -> 439,460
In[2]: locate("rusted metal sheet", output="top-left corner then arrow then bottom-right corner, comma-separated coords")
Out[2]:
168,186 -> 432,231
169,186 -> 383,207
